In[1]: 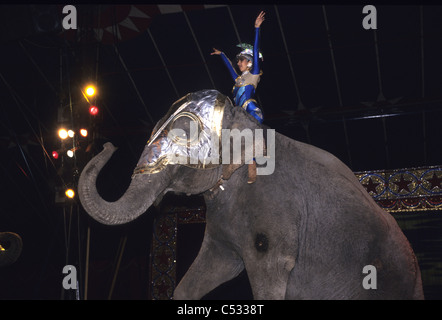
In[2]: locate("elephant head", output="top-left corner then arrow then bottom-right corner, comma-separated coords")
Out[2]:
0,232 -> 23,267
78,89 -> 267,225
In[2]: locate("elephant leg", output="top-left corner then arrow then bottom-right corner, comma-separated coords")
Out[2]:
173,235 -> 244,300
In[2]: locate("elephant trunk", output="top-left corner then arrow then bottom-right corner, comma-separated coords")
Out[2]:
0,232 -> 23,267
78,142 -> 168,226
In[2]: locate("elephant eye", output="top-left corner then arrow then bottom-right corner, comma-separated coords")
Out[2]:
168,112 -> 201,145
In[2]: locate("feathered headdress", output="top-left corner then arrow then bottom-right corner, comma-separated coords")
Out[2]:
236,43 -> 264,61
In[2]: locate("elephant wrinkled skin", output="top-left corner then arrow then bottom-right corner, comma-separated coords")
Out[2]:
78,89 -> 424,299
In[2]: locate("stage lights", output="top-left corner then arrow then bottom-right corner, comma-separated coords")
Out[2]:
58,128 -> 68,139
58,128 -> 89,140
81,84 -> 98,106
81,84 -> 100,117
65,189 -> 75,199
85,85 -> 96,97
89,105 -> 99,116
53,126 -> 89,163
58,128 -> 76,139
53,83 -> 100,205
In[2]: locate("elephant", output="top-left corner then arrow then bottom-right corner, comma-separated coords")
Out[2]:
0,232 -> 23,267
78,89 -> 424,299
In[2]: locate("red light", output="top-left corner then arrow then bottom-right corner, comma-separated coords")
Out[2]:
89,105 -> 99,116
52,151 -> 59,159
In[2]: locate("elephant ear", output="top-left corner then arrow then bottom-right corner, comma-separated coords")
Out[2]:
221,107 -> 266,180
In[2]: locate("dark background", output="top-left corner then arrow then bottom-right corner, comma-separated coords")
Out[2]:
0,4 -> 441,299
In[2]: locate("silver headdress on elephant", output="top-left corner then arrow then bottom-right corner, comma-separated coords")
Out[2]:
132,90 -> 227,177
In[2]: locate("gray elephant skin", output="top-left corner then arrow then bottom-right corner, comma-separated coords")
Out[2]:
78,90 -> 424,299
0,232 -> 23,267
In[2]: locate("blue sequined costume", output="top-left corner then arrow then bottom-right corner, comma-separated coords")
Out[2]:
219,27 -> 263,123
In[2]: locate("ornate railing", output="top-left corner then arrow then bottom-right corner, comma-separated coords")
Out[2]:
355,166 -> 442,212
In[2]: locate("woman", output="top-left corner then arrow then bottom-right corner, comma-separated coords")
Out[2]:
211,11 -> 265,123
211,11 -> 265,183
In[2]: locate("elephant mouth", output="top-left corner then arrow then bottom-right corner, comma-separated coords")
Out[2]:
132,90 -> 226,176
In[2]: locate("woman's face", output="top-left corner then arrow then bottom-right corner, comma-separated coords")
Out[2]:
237,57 -> 250,73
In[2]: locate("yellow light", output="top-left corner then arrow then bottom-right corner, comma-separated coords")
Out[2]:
58,129 -> 68,139
0,245 -> 5,251
80,129 -> 88,137
85,85 -> 96,97
65,189 -> 75,198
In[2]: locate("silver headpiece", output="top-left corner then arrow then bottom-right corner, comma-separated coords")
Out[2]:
236,43 -> 263,61
132,90 -> 227,176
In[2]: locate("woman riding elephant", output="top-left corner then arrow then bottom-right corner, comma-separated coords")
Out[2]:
211,11 -> 265,183
211,11 -> 265,124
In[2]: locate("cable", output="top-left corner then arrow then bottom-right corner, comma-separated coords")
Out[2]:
0,72 -> 65,186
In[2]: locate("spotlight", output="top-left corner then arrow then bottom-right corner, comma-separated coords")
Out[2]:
58,128 -> 68,139
67,130 -> 75,138
80,128 -> 88,137
65,189 -> 75,199
85,85 -> 96,97
89,105 -> 99,116
67,149 -> 74,158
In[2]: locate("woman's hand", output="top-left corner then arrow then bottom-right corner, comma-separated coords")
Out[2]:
211,48 -> 222,55
255,11 -> 265,28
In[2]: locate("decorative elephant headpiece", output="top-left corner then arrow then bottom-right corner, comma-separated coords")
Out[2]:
77,89 -> 274,226
132,90 -> 228,177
